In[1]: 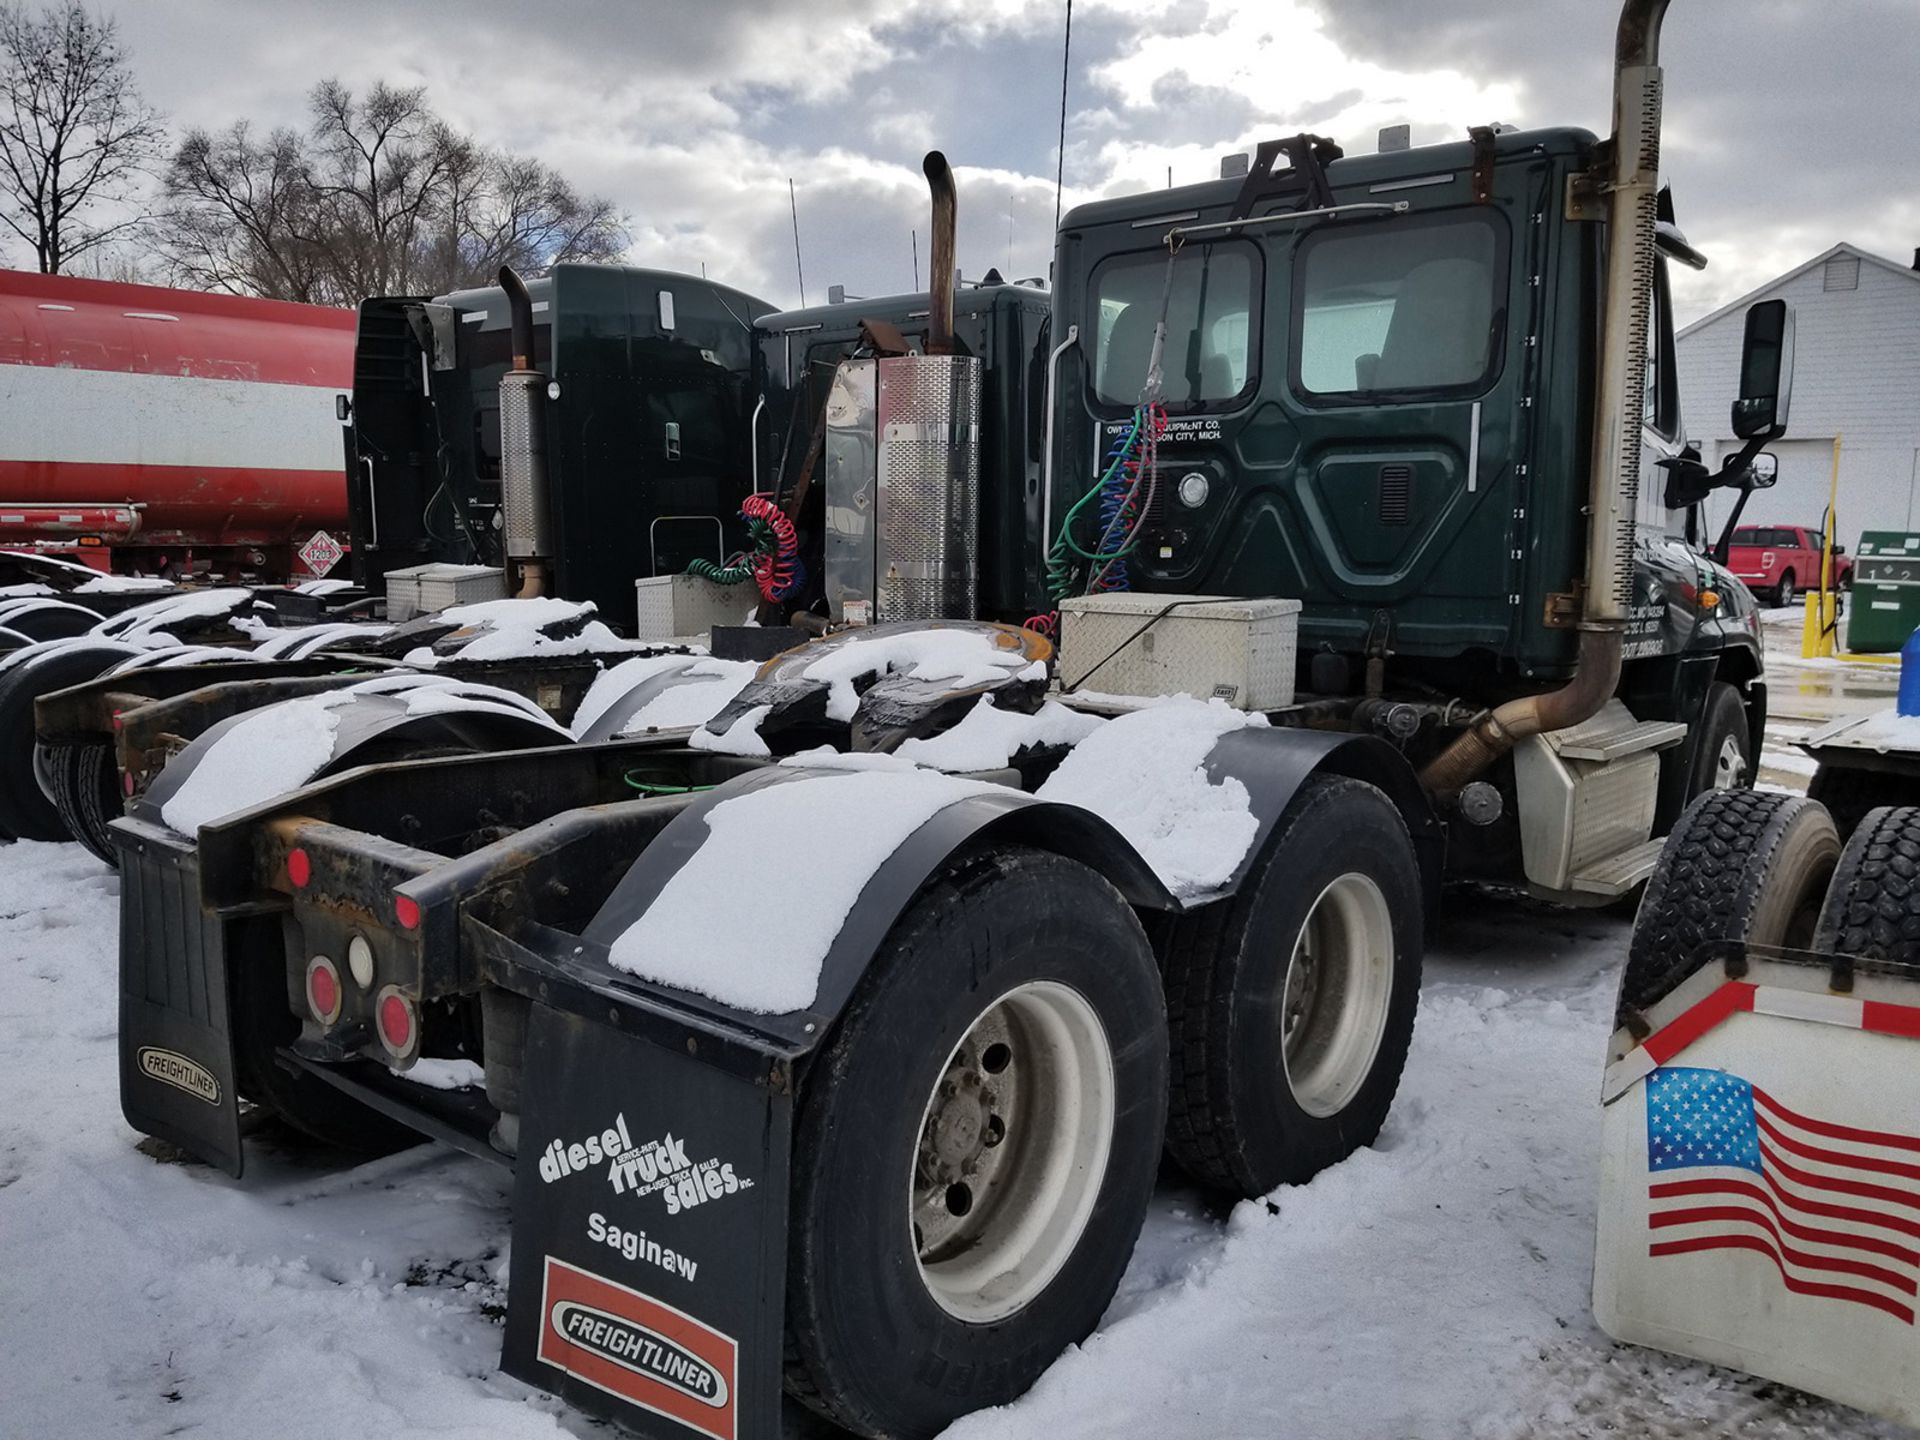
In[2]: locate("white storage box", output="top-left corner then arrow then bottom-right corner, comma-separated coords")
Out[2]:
385,563 -> 506,620
635,573 -> 756,642
1057,593 -> 1300,710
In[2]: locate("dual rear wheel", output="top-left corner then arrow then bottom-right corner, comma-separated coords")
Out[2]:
786,776 -> 1424,1437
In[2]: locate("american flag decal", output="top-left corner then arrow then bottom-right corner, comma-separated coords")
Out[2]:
1645,1067 -> 1920,1323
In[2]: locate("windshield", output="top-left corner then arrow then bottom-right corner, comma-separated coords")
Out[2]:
1731,527 -> 1799,547
1091,243 -> 1256,409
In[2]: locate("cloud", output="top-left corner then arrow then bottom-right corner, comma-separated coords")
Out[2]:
72,0 -> 1918,321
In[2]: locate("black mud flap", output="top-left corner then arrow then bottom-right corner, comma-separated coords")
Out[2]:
502,1001 -> 794,1440
115,824 -> 246,1176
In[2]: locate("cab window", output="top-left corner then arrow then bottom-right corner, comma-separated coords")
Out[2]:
1293,211 -> 1506,399
1091,242 -> 1256,410
1644,257 -> 1680,439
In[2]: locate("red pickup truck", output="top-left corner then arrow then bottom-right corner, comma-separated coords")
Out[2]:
1727,524 -> 1852,606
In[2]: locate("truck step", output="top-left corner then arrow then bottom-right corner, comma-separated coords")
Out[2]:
1567,836 -> 1667,896
1546,700 -> 1688,763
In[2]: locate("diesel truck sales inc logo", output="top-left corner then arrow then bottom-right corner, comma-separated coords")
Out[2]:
538,1113 -> 752,1216
538,1255 -> 737,1440
136,1046 -> 220,1105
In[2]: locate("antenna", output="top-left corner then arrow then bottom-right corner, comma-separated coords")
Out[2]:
788,178 -> 807,307
912,228 -> 919,291
1053,0 -> 1073,231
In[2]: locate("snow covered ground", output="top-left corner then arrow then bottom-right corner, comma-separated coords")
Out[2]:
4,838 -> 1910,1439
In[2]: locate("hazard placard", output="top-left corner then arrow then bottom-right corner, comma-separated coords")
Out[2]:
298,530 -> 344,577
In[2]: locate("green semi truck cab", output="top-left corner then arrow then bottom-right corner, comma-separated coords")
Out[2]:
341,118 -> 1791,904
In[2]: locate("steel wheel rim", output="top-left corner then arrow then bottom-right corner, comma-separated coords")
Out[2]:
909,980 -> 1115,1324
1713,733 -> 1748,790
1779,579 -> 1794,607
1280,873 -> 1395,1119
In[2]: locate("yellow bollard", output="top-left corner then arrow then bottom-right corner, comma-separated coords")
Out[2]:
1801,591 -> 1836,659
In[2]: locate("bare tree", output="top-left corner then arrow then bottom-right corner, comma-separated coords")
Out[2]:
157,122 -> 326,301
159,79 -> 629,304
0,2 -> 163,273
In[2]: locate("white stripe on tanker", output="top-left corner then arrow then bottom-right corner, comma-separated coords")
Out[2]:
0,364 -> 341,472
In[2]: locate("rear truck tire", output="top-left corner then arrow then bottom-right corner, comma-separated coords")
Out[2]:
1687,681 -> 1753,799
1157,774 -> 1422,1197
1808,763 -> 1920,844
228,916 -> 423,1156
782,847 -> 1166,1440
1622,789 -> 1840,1015
44,739 -> 122,867
1774,571 -> 1796,608
1811,806 -> 1920,970
0,641 -> 134,841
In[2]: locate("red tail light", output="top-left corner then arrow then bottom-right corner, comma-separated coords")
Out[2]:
375,985 -> 417,1058
394,894 -> 421,931
121,770 -> 135,797
286,848 -> 311,888
306,956 -> 342,1025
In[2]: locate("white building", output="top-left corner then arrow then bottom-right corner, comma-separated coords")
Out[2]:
1676,243 -> 1920,549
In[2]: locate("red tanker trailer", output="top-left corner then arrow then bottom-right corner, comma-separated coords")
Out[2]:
0,270 -> 354,581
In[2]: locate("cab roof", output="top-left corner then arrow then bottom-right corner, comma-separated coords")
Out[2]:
1060,126 -> 1597,234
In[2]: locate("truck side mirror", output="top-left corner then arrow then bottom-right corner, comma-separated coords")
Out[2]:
1731,299 -> 1794,439
1746,451 -> 1778,488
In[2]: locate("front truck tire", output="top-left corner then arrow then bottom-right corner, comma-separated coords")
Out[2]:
1623,789 -> 1839,1013
1158,775 -> 1423,1197
1687,680 -> 1753,797
783,847 -> 1167,1440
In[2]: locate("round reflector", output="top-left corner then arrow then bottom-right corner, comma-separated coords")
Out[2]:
287,848 -> 311,888
306,956 -> 342,1025
375,985 -> 417,1058
347,934 -> 374,990
394,894 -> 421,931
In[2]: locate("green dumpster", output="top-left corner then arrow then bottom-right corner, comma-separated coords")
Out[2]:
1848,531 -> 1920,652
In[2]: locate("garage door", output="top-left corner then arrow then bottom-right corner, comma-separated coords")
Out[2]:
1711,436 -> 1836,536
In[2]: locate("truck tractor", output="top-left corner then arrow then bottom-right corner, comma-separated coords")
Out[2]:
110,1 -> 1800,1435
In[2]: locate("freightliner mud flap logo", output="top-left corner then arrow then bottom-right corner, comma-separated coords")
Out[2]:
538,1255 -> 737,1439
136,1046 -> 220,1105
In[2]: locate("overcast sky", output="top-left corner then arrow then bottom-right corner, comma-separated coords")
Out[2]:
98,0 -> 1920,322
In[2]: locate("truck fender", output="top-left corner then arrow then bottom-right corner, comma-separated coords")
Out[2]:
137,682 -> 569,826
1203,727 -> 1444,917
574,764 -> 1177,1050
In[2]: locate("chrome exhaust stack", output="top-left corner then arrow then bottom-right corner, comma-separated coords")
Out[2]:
497,265 -> 554,598
1422,0 -> 1670,794
821,151 -> 981,625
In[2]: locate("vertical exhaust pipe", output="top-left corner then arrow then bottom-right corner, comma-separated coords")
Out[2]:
1421,0 -> 1669,794
496,265 -> 553,598
923,152 -> 957,355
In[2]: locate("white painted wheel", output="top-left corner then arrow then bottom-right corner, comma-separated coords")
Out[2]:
910,980 -> 1115,1323
1280,873 -> 1396,1118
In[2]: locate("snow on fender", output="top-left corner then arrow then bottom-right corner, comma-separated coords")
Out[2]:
585,758 -> 1176,1020
143,674 -> 570,835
